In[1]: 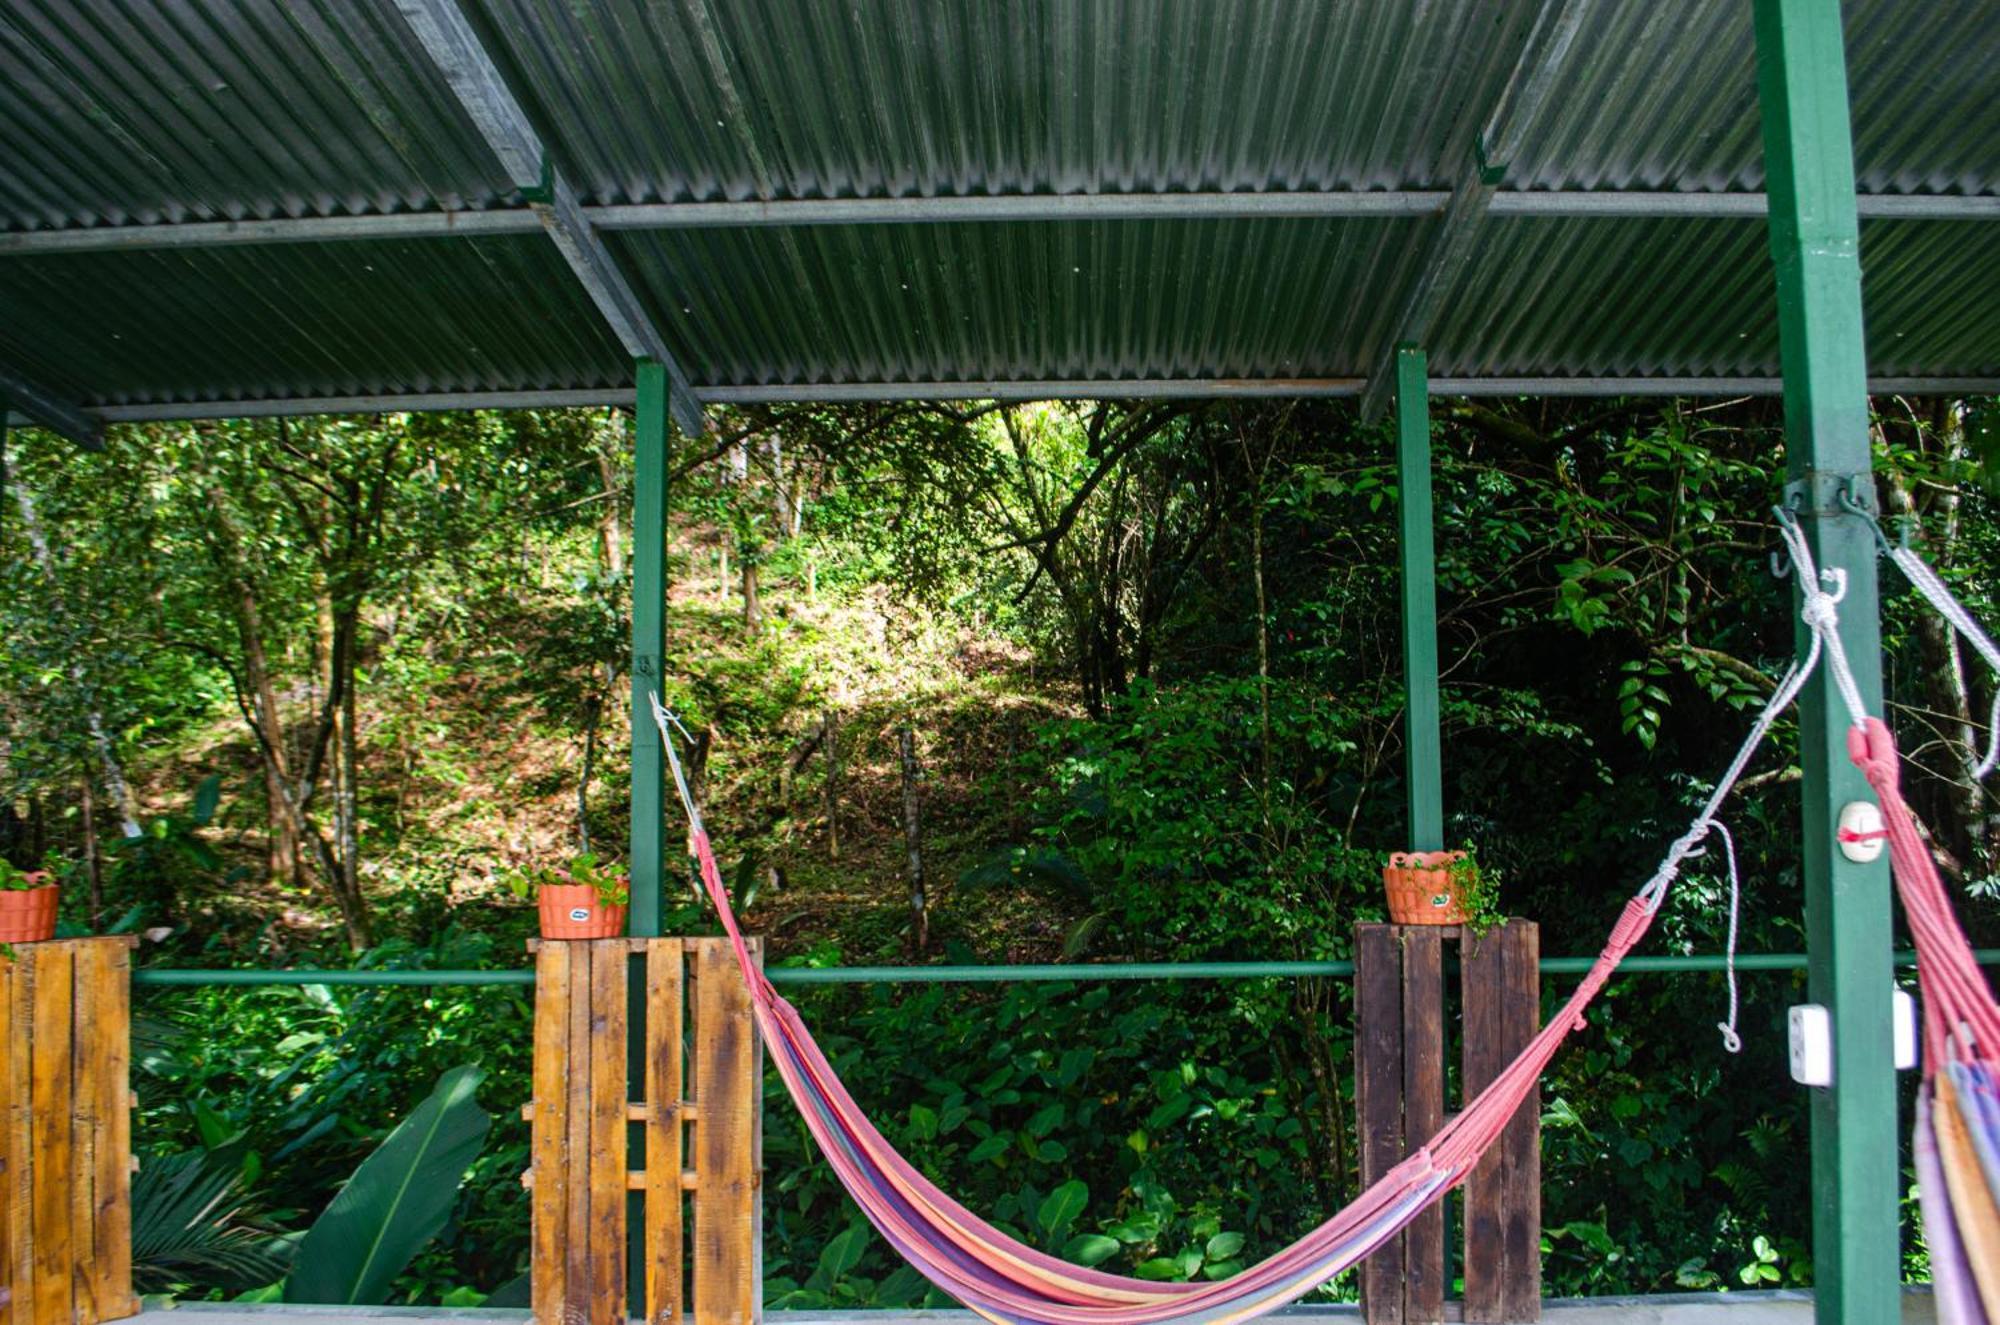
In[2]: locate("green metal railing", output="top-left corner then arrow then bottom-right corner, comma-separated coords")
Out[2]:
128,950 -> 2000,988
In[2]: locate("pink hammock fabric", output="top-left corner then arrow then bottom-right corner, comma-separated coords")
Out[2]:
688,817 -> 1658,1325
1851,717 -> 2000,1325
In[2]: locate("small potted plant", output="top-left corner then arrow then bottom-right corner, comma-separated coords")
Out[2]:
0,859 -> 59,944
509,853 -> 630,940
1381,844 -> 1503,936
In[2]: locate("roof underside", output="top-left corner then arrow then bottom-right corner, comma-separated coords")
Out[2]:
1,0 -> 1997,433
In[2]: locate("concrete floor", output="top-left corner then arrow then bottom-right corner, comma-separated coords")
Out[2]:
144,1288 -> 1939,1325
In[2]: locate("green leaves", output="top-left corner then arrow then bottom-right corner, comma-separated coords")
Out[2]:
1036,1180 -> 1089,1242
1061,1234 -> 1121,1267
284,1065 -> 492,1305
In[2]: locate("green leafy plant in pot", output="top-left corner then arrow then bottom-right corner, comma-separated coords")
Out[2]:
0,859 -> 59,945
1381,843 -> 1504,937
507,853 -> 630,940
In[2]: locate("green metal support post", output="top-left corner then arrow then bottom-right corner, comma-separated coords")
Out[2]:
1752,3 -> 1899,1320
1395,346 -> 1444,852
631,359 -> 670,934
629,359 -> 672,1311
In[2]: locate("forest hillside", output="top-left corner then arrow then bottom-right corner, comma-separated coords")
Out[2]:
2,394 -> 1995,1306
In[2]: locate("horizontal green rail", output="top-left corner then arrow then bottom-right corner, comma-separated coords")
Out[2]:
128,949 -> 2000,988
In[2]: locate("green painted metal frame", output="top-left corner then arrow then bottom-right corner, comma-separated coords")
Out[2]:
1751,1 -> 1899,1319
1395,346 -> 1445,852
127,949 -> 2000,987
630,359 -> 671,936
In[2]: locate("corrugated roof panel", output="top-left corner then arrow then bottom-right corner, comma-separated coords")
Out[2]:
473,0 -> 1544,205
0,1 -> 515,233
1502,0 -> 2000,195
1432,216 -> 1781,378
1855,221 -> 2000,377
608,217 -> 1434,386
1432,215 -> 2000,380
0,235 -> 626,405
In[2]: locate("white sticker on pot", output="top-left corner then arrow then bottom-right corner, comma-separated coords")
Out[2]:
569,907 -> 592,922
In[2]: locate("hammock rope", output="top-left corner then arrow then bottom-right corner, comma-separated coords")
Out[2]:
645,513 -> 2000,1325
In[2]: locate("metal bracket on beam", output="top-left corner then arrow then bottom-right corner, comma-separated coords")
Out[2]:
388,0 -> 706,436
1360,0 -> 1593,421
0,369 -> 103,450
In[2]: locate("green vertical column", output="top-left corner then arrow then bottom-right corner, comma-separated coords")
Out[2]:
630,359 -> 670,936
1395,346 -> 1444,852
1752,3 -> 1897,1321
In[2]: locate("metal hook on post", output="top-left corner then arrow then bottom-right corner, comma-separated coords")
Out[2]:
1770,502 -> 1801,578
1835,478 -> 1897,557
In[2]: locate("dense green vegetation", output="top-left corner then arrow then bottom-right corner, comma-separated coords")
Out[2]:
2,394 -> 1995,1306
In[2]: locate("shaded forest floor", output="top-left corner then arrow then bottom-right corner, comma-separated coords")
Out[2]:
125,525 -> 1086,967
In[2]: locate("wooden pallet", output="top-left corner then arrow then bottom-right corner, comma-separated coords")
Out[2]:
525,937 -> 762,1325
0,938 -> 140,1325
1356,922 -> 1539,1325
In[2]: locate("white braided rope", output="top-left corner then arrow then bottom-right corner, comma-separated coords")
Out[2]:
1888,544 -> 2000,780
1711,819 -> 1743,1055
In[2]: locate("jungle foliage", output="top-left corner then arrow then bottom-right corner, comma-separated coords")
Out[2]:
3,392 -> 1996,1305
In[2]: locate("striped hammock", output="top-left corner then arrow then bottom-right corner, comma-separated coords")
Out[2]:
649,519 -> 2000,1325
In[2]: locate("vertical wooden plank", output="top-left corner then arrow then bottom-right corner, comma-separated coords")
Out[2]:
1498,924 -> 1542,1321
29,944 -> 72,1325
1353,925 -> 1403,1325
103,940 -> 137,1321
69,944 -> 100,1325
531,942 -> 571,1325
1400,929 -> 1445,1325
0,953 -> 16,1325
693,940 -> 759,1325
589,945 -> 629,1325
1461,929 -> 1506,1325
646,941 -> 686,1325
563,946 -> 595,1325
5,950 -> 31,1325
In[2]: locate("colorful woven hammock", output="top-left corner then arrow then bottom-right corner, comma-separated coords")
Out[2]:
648,519 -> 2000,1325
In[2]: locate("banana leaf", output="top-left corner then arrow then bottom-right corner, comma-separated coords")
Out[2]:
284,1064 -> 491,1304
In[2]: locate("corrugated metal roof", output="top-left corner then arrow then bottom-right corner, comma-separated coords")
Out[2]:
1498,0 -> 2000,195
612,217 -> 1434,386
475,0 -> 1542,204
0,0 -> 1995,426
0,236 -> 626,406
0,0 -> 513,232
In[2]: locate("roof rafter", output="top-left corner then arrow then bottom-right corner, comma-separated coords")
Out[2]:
74,375 -> 2000,423
0,367 -> 103,449
1359,0 -> 1594,421
3,190 -> 1994,256
386,0 -> 705,436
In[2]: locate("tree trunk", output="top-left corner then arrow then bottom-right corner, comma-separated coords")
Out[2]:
822,709 -> 841,861
80,775 -> 102,926
332,618 -> 371,950
742,561 -> 761,628
900,724 -> 927,954
595,434 -> 626,577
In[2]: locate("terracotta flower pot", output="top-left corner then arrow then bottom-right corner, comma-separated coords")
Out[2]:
537,883 -> 627,940
0,884 -> 60,943
1382,851 -> 1470,926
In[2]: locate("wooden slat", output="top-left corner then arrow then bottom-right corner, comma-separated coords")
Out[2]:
70,943 -> 101,1325
562,944 -> 595,1325
1400,929 -> 1445,1325
530,941 -> 572,1325
588,944 -> 629,1323
1460,929 -> 1506,1325
1353,925 -> 1403,1325
646,941 -> 687,1325
29,944 -> 73,1325
101,941 -> 138,1319
692,939 -> 760,1325
0,953 -> 16,1325
1498,924 -> 1541,1321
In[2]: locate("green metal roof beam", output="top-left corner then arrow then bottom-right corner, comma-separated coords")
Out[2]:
5,192 -> 1996,258
1360,0 -> 1593,421
387,0 -> 704,437
0,370 -> 102,450
67,375 -> 2000,425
